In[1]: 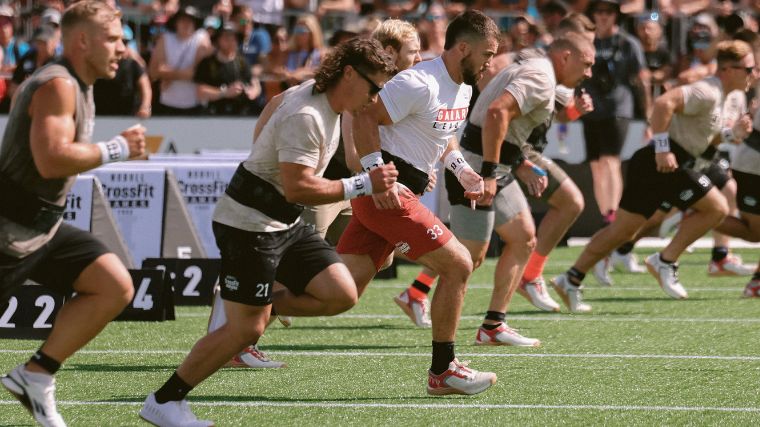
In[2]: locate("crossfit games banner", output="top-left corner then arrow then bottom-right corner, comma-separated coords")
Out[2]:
93,168 -> 166,265
63,176 -> 94,231
170,164 -> 236,258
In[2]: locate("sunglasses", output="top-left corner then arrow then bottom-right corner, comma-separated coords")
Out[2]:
730,65 -> 756,74
354,67 -> 381,95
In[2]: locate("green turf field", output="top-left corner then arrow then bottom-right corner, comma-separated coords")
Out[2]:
2,247 -> 759,426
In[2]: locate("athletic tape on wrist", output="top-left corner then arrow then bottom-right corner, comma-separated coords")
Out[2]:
97,135 -> 130,164
444,150 -> 471,179
360,152 -> 384,172
522,159 -> 547,177
652,132 -> 670,153
342,173 -> 373,200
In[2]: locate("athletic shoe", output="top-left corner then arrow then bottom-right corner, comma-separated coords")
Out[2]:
611,251 -> 646,273
427,359 -> 497,396
592,257 -> 614,286
277,316 -> 293,327
474,323 -> 541,347
139,393 -> 213,427
1,364 -> 65,427
550,274 -> 592,313
517,277 -> 560,312
708,254 -> 755,276
225,345 -> 287,369
658,211 -> 683,237
393,290 -> 431,328
742,279 -> 760,298
645,253 -> 688,299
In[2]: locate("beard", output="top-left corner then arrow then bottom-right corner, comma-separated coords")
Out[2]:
460,54 -> 480,86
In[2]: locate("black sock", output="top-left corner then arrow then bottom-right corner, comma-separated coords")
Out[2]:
616,241 -> 635,255
481,323 -> 501,330
711,246 -> 729,262
411,280 -> 432,294
27,350 -> 61,375
430,341 -> 455,375
753,271 -> 760,281
567,267 -> 585,286
659,253 -> 675,264
154,372 -> 193,403
484,311 -> 505,323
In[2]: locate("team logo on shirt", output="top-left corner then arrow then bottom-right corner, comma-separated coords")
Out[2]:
433,107 -> 468,131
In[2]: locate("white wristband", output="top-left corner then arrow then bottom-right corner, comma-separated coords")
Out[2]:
342,172 -> 373,200
720,127 -> 735,144
652,132 -> 670,153
444,149 -> 472,179
360,152 -> 384,172
97,136 -> 130,164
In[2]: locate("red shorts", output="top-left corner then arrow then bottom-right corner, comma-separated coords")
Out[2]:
336,191 -> 453,270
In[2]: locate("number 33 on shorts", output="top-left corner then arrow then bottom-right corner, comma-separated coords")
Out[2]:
427,225 -> 444,240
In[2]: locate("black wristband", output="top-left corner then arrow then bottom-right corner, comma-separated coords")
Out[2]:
480,161 -> 498,178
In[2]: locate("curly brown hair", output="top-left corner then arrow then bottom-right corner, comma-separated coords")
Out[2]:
314,37 -> 397,93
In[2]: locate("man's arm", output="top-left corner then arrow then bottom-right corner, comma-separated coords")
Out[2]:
136,73 -> 152,118
29,78 -> 145,179
649,87 -> 684,173
351,97 -> 394,158
482,90 -> 522,164
280,162 -> 398,205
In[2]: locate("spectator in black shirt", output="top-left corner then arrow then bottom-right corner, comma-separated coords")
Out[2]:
635,14 -> 672,99
194,22 -> 261,115
94,25 -> 152,117
9,24 -> 59,98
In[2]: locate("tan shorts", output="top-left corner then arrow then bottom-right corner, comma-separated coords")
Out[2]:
301,200 -> 352,245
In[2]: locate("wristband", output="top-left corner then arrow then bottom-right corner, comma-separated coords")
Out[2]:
97,136 -> 130,164
651,132 -> 670,153
444,150 -> 471,179
341,172 -> 373,200
522,159 -> 547,177
360,152 -> 384,172
480,161 -> 498,179
720,127 -> 735,144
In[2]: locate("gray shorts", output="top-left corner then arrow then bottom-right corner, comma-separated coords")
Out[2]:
450,180 -> 529,242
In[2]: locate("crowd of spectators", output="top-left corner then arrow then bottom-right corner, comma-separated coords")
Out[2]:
0,0 -> 759,117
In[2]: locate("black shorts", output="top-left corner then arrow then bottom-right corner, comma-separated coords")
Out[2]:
658,158 -> 731,212
733,170 -> 760,215
0,223 -> 110,302
213,221 -> 343,306
582,117 -> 630,161
620,144 -> 713,218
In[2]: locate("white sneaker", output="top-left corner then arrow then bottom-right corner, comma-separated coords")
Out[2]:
226,345 -> 287,369
277,316 -> 293,327
611,251 -> 646,273
517,277 -> 560,312
475,323 -> 541,347
645,253 -> 688,299
592,257 -> 613,286
427,360 -> 497,396
708,254 -> 755,276
550,274 -> 592,313
1,364 -> 66,427
139,393 -> 213,427
393,290 -> 432,328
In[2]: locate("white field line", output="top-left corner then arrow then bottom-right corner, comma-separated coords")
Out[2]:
176,312 -> 760,323
0,400 -> 759,413
369,284 -> 743,291
568,237 -> 760,249
1,349 -> 759,361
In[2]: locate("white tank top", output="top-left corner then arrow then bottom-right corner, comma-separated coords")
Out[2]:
160,30 -> 204,109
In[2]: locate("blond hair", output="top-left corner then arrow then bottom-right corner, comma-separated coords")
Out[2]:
372,19 -> 418,52
716,40 -> 753,66
61,0 -> 120,37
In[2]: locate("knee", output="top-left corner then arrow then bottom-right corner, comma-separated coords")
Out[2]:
570,191 -> 585,217
118,278 -> 135,308
441,245 -> 473,283
226,318 -> 267,346
325,284 -> 358,316
711,196 -> 730,220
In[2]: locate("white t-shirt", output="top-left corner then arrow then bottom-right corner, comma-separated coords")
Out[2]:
213,80 -> 340,232
379,56 -> 472,174
669,76 -> 724,157
469,57 -> 556,152
732,107 -> 760,174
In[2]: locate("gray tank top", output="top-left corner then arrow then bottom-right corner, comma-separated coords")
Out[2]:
0,60 -> 94,257
0,60 -> 95,205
